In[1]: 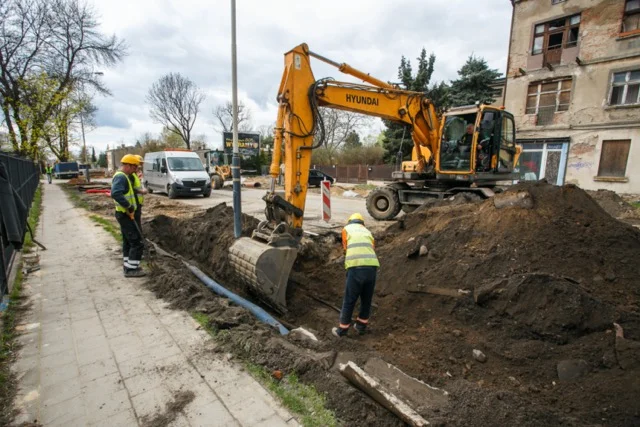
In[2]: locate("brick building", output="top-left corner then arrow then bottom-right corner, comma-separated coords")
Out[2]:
505,0 -> 640,192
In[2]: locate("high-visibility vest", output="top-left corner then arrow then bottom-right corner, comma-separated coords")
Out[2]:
343,223 -> 379,269
46,166 -> 53,174
113,171 -> 137,213
132,173 -> 143,206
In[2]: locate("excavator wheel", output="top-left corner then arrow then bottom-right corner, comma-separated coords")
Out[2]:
212,175 -> 223,189
366,187 -> 401,220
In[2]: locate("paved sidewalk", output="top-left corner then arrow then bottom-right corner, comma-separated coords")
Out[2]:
12,183 -> 298,426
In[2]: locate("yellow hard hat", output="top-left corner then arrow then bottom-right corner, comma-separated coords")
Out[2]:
348,213 -> 364,223
121,154 -> 140,165
135,155 -> 144,163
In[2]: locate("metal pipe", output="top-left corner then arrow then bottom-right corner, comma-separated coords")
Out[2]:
307,49 -> 395,90
230,0 -> 242,238
185,262 -> 289,335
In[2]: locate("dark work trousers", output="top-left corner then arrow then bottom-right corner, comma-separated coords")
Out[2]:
46,173 -> 52,184
115,211 -> 144,271
339,266 -> 378,326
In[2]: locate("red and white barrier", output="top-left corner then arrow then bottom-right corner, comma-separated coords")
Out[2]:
321,179 -> 331,222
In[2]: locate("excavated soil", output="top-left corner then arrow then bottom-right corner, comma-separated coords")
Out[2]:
141,183 -> 640,427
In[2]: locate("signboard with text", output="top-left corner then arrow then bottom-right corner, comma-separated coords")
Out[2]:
223,132 -> 260,159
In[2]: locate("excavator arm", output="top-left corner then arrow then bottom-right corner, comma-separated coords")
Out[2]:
229,43 -> 443,311
267,43 -> 441,231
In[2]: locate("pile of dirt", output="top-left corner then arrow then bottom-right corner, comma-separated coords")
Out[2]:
145,203 -> 259,288
288,182 -> 640,426
588,189 -> 640,225
142,183 -> 640,426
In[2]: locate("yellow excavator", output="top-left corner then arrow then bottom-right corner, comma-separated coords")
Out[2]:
229,43 -> 521,311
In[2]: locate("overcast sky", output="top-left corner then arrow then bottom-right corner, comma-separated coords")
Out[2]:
88,0 -> 512,153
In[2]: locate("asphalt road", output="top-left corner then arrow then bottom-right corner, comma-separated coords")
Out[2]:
170,186 -> 392,232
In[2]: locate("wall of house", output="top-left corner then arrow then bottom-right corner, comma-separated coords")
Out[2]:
507,0 -> 640,193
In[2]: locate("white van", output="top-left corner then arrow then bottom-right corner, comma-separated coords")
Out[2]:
143,150 -> 211,199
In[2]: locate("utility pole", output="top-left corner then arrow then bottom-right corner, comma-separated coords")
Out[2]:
231,0 -> 242,238
80,114 -> 87,164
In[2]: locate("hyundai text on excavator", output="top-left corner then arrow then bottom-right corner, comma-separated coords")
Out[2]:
229,43 -> 521,311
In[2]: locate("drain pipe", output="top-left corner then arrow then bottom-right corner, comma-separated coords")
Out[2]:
184,262 -> 289,335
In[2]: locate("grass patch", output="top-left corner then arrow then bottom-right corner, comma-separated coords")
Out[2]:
89,215 -> 122,243
354,184 -> 376,191
632,201 -> 640,209
0,265 -> 26,426
246,363 -> 337,427
191,312 -> 337,427
23,186 -> 43,250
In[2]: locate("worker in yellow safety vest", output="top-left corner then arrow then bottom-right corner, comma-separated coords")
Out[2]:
332,213 -> 380,337
45,164 -> 53,184
111,154 -> 145,278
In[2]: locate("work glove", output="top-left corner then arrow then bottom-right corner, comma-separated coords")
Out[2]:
127,205 -> 135,214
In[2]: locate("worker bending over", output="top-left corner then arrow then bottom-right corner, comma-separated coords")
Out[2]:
111,155 -> 145,277
332,213 -> 380,337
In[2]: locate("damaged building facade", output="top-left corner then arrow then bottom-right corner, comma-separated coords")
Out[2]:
505,0 -> 640,192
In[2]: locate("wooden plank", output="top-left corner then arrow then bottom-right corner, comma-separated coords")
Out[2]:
339,361 -> 430,427
408,286 -> 467,298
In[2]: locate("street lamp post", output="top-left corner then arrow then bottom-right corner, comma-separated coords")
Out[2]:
230,0 -> 242,238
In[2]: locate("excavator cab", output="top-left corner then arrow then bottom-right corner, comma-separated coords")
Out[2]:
437,105 -> 520,178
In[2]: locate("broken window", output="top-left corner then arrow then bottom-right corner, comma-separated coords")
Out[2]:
609,70 -> 640,106
531,14 -> 580,65
525,79 -> 572,125
598,140 -> 631,177
622,0 -> 640,34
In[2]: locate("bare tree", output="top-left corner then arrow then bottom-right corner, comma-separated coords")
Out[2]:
315,108 -> 371,164
146,72 -> 204,150
0,0 -> 126,158
213,100 -> 253,133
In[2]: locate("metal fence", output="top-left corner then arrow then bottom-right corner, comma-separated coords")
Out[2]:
313,164 -> 395,183
0,152 -> 40,298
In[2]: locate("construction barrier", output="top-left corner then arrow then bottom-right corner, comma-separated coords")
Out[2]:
321,179 -> 331,222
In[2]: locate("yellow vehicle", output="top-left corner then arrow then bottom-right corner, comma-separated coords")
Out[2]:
204,150 -> 231,189
229,43 -> 521,311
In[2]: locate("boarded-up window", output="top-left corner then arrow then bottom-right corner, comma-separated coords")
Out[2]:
598,140 -> 631,177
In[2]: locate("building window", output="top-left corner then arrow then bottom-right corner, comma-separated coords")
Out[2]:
525,79 -> 572,125
598,140 -> 631,177
610,70 -> 640,105
532,14 -> 580,66
622,0 -> 640,34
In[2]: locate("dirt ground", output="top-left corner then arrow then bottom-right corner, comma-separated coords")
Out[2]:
77,182 -> 640,426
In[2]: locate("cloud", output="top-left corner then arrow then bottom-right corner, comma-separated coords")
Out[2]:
87,0 -> 513,152
94,104 -> 131,129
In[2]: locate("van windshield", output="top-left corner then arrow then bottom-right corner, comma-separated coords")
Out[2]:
167,157 -> 204,171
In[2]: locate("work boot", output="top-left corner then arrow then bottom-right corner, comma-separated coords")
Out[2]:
124,268 -> 146,278
353,321 -> 368,336
331,327 -> 348,338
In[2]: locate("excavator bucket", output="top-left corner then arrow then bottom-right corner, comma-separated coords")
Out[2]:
228,237 -> 298,312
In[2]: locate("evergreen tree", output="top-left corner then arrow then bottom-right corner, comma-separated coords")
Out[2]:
449,55 -> 502,107
91,147 -> 97,163
343,131 -> 361,149
382,49 -> 447,163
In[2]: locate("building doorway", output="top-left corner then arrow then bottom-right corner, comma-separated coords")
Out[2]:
517,138 -> 569,185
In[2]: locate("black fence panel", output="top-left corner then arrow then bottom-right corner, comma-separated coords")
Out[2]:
0,152 -> 40,298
